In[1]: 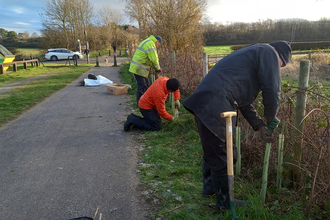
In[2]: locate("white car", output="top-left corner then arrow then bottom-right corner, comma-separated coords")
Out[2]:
45,48 -> 84,61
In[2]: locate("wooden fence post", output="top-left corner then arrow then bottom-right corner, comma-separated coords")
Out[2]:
291,60 -> 310,188
129,43 -> 132,57
95,56 -> 100,67
114,55 -> 117,66
203,52 -> 208,77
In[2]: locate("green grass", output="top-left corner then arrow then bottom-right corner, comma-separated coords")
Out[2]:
88,49 -> 114,58
88,49 -> 129,58
0,65 -> 92,86
119,63 -> 307,220
203,45 -> 233,56
16,48 -> 44,56
0,66 -> 90,126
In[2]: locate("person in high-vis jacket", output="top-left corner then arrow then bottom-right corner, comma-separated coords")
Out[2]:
124,77 -> 180,131
182,41 -> 292,210
129,35 -> 162,104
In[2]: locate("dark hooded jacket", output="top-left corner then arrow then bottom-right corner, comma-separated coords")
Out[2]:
183,43 -> 281,142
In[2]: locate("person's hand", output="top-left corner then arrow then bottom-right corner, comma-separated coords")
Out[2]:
175,100 -> 180,110
267,117 -> 280,131
171,115 -> 177,121
155,68 -> 162,73
172,109 -> 179,121
259,126 -> 275,143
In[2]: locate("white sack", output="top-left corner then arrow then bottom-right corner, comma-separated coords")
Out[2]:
84,75 -> 113,86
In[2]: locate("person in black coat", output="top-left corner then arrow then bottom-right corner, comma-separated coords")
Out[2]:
183,41 -> 292,210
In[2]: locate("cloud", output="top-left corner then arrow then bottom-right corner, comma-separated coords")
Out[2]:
11,7 -> 25,14
16,22 -> 31,26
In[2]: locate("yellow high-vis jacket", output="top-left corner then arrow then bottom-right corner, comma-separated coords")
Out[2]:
129,35 -> 161,78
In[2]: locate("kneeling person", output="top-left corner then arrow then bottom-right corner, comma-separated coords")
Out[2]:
124,77 -> 180,131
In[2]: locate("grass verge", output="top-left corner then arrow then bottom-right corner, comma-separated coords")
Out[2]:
16,48 -> 44,56
119,63 -> 306,220
0,66 -> 90,127
203,45 -> 232,56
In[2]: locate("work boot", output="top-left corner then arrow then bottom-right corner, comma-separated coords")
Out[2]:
202,160 -> 215,197
211,172 -> 247,210
124,115 -> 134,131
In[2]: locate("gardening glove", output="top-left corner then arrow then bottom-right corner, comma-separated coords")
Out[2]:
171,115 -> 177,121
259,126 -> 275,143
172,109 -> 179,121
267,117 -> 280,131
174,100 -> 180,110
155,68 -> 162,73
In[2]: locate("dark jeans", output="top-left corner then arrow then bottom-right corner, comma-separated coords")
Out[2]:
130,108 -> 161,131
134,74 -> 150,105
195,115 -> 237,176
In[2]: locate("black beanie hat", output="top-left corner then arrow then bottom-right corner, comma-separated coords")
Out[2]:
269,41 -> 292,66
155,36 -> 162,44
166,78 -> 180,91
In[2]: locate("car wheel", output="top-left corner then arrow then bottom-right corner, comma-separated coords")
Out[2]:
73,55 -> 79,60
51,56 -> 58,61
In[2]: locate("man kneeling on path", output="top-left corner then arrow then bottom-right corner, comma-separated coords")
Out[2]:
124,77 -> 180,131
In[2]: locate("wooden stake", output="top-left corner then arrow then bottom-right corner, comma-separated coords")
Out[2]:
93,207 -> 99,220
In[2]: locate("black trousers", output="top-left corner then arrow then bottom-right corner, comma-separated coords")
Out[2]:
134,74 -> 150,105
195,115 -> 237,176
130,108 -> 161,131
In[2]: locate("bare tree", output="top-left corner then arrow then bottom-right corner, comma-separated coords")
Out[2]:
43,0 -> 71,48
23,31 -> 30,39
124,0 -> 147,39
41,0 -> 93,49
97,6 -> 124,25
125,0 -> 207,53
30,32 -> 39,38
97,7 -> 125,47
68,0 -> 94,43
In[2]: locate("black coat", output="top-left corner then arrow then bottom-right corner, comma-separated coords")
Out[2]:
183,43 -> 281,142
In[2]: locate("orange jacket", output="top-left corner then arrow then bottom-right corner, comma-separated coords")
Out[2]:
139,77 -> 180,121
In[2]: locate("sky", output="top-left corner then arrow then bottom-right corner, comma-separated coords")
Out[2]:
0,0 -> 329,36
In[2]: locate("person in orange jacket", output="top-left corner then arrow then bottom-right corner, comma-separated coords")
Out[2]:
124,77 -> 180,131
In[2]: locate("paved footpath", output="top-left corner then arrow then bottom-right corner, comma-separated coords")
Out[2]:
0,65 -> 149,219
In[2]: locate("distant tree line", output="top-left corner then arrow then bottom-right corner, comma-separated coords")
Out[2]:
0,28 -> 41,48
203,18 -> 330,45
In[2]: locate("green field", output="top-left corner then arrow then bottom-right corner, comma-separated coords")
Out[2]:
203,45 -> 233,56
16,48 -> 44,56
